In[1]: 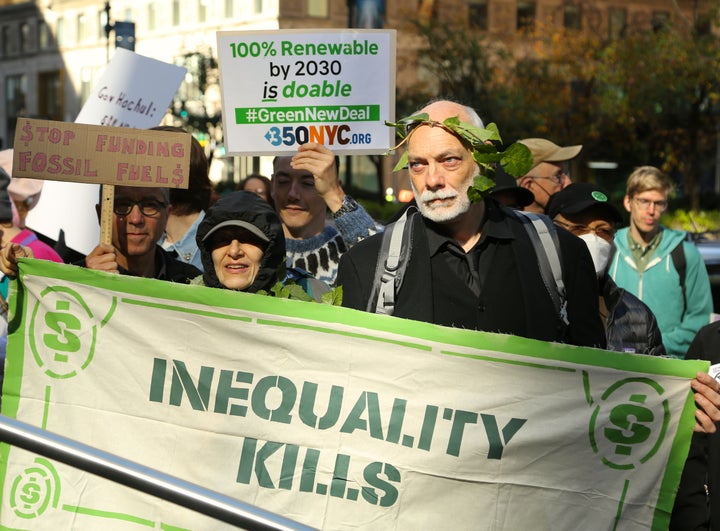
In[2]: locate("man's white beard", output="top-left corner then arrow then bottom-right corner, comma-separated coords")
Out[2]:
411,178 -> 473,223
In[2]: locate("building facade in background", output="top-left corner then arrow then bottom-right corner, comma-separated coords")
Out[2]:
0,0 -> 712,195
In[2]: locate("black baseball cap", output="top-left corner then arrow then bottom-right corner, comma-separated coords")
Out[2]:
490,165 -> 534,208
546,183 -> 622,222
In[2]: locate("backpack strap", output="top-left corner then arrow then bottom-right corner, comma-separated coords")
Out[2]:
670,241 -> 687,314
516,211 -> 569,329
368,207 -> 417,315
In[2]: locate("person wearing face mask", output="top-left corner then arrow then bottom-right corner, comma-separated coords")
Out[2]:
546,183 -> 665,356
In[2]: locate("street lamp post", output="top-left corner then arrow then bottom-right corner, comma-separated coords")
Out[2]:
103,1 -> 113,64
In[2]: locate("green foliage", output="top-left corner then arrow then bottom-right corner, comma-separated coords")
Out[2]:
321,285 -> 343,306
385,113 -> 533,201
400,12 -> 720,211
257,267 -> 343,306
662,209 -> 720,237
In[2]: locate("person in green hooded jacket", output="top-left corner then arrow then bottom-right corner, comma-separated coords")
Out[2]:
608,165 -> 712,358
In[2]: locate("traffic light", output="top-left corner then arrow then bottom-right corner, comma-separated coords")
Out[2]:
114,21 -> 135,51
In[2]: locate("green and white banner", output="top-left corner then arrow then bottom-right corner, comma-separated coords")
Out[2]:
0,260 -> 706,530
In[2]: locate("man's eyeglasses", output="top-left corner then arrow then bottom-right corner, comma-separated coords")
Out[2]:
554,220 -> 616,242
529,172 -> 565,186
113,199 -> 167,217
632,197 -> 668,212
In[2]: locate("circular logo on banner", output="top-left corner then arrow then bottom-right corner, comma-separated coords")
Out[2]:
9,457 -> 60,519
29,286 -> 97,379
589,377 -> 669,470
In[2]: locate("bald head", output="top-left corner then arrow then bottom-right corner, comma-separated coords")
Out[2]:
418,100 -> 484,128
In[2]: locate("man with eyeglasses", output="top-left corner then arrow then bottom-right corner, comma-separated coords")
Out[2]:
515,138 -> 582,214
609,165 -> 712,358
83,185 -> 201,282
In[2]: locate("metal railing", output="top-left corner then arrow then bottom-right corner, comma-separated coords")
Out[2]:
0,415 -> 316,531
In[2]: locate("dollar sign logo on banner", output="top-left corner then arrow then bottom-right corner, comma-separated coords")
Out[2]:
29,287 -> 97,379
604,397 -> 654,456
589,377 -> 669,470
43,300 -> 82,363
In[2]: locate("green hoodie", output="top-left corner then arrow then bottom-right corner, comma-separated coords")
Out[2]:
609,226 -> 712,358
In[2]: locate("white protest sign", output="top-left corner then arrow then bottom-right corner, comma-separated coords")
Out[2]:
0,260 -> 704,530
217,29 -> 396,155
25,49 -> 187,255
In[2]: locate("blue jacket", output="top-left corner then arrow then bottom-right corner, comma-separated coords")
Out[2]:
608,226 -> 712,358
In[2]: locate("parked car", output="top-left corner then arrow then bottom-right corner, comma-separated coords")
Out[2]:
694,238 -> 720,314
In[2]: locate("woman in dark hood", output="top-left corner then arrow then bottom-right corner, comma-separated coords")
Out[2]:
194,191 -> 286,293
193,191 -> 334,302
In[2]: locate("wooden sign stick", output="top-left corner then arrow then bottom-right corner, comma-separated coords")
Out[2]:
100,184 -> 114,246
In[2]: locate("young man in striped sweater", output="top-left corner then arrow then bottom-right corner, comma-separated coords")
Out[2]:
271,142 -> 380,285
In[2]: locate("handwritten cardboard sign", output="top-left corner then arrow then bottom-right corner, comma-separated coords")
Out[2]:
25,50 -> 187,254
13,118 -> 190,189
217,29 -> 396,155
75,48 -> 187,128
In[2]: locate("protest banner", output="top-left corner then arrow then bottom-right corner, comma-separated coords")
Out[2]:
217,29 -> 396,155
0,259 -> 706,530
25,49 -> 186,255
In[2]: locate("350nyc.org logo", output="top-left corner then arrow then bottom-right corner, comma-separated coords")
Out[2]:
589,378 -> 670,470
29,286 -> 98,379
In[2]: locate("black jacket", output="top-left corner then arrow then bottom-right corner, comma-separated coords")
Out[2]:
74,246 -> 200,283
603,275 -> 666,356
670,322 -> 720,531
337,200 -> 605,348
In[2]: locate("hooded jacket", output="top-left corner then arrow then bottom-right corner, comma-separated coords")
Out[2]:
609,226 -> 712,358
195,191 -> 285,293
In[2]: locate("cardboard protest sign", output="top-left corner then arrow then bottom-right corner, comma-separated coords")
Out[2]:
217,29 -> 396,155
0,259 -> 705,530
24,49 -> 186,255
12,118 -> 190,189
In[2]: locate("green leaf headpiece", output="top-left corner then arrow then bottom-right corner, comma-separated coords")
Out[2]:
385,113 -> 533,202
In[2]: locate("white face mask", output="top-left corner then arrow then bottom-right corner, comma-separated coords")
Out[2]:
579,233 -> 614,276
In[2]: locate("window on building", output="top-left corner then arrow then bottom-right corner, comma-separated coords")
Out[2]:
254,0 -> 263,14
652,11 -> 670,32
563,3 -> 581,30
695,12 -> 711,35
148,3 -> 156,31
468,0 -> 488,30
56,17 -> 65,47
38,71 -> 63,121
225,0 -> 234,18
0,27 -> 7,57
198,0 -> 207,22
308,0 -> 328,18
173,0 -> 181,26
6,74 -> 27,148
20,23 -> 30,54
77,13 -> 89,42
98,9 -> 106,40
608,7 -> 626,39
124,8 -> 133,21
39,20 -> 53,50
2,26 -> 16,56
517,1 -> 536,30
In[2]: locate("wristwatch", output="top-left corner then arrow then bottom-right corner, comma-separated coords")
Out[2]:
331,195 -> 359,219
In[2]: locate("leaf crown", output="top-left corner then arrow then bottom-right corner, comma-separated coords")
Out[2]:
385,113 -> 533,202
